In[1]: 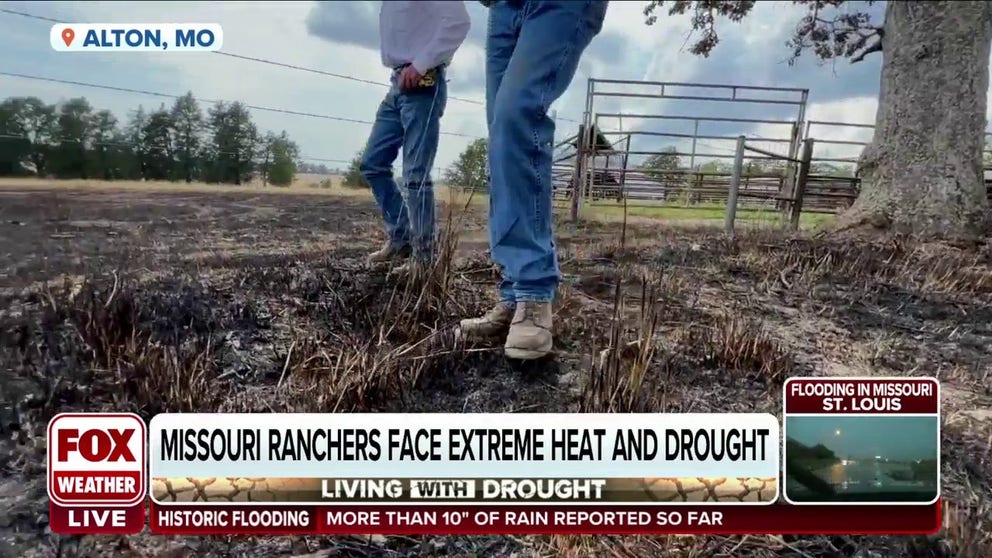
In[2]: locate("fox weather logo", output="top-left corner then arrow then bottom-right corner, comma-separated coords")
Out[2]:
51,24 -> 223,52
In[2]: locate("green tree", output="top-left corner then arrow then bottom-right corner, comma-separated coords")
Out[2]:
697,160 -> 734,174
126,106 -> 149,179
257,131 -> 276,185
89,110 -> 122,179
52,97 -> 94,178
444,138 -> 488,191
1,97 -> 58,176
342,149 -> 369,189
266,131 -> 300,186
170,92 -> 204,183
204,102 -> 257,184
0,98 -> 35,175
643,0 -> 992,239
142,105 -> 175,180
641,147 -> 680,178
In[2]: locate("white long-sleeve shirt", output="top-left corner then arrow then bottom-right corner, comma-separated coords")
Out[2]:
379,0 -> 471,75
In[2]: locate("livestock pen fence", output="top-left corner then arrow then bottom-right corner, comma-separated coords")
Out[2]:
552,78 -> 992,230
558,79 -> 807,221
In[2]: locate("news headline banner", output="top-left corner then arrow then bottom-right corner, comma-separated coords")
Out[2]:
149,413 -> 779,503
145,502 -> 943,536
783,377 -> 939,414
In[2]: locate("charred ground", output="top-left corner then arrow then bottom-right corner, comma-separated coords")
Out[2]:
1,186 -> 990,557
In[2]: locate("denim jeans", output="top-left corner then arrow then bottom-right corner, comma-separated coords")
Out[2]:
486,0 -> 607,303
361,67 -> 447,262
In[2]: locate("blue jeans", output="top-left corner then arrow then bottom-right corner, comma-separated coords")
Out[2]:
361,67 -> 447,262
486,0 -> 607,303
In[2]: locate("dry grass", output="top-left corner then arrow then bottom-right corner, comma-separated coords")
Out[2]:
275,334 -> 422,412
581,275 -> 663,413
699,313 -> 794,383
8,278 -> 225,417
219,188 -> 480,415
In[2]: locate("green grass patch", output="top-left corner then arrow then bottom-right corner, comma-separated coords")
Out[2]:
439,187 -> 836,230
583,202 -> 834,229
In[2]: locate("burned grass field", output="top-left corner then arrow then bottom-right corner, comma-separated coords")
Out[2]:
1,185 -> 991,557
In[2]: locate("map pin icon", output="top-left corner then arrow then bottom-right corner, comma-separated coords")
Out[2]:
61,28 -> 75,47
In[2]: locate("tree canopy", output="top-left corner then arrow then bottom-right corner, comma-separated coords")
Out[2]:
644,0 -> 992,239
0,92 -> 301,186
643,0 -> 884,63
445,138 -> 488,191
342,150 -> 370,189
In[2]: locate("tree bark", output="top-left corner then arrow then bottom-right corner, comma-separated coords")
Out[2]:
843,1 -> 992,240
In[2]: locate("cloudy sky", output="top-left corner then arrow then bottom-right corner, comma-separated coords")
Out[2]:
0,0 -> 941,173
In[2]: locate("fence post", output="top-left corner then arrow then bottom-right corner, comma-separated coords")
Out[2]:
725,135 -> 746,235
619,133 -> 631,200
570,125 -> 588,222
789,138 -> 814,231
776,121 -> 798,215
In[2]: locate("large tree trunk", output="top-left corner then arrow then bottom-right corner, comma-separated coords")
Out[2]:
844,1 -> 992,240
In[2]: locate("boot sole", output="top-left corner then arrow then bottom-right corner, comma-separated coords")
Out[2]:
504,345 -> 553,360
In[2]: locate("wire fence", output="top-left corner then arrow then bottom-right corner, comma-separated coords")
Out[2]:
560,79 -> 808,221
552,78 -> 992,231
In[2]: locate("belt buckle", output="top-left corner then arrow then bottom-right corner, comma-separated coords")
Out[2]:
417,68 -> 437,88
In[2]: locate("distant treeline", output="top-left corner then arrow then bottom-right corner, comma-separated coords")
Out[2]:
0,92 -> 303,186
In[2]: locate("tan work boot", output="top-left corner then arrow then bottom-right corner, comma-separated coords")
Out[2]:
367,242 -> 411,266
504,301 -> 553,360
459,302 -> 515,338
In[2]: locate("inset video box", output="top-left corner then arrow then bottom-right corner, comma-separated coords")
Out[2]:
782,377 -> 940,506
148,413 -> 780,506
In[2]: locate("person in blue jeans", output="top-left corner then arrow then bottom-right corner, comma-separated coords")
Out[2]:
362,1 -> 471,274
460,0 -> 608,360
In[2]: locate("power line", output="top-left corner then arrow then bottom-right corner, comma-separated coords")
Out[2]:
1,7 -> 584,124
0,8 -> 58,22
1,8 -> 489,106
213,52 -> 487,107
0,71 -> 483,139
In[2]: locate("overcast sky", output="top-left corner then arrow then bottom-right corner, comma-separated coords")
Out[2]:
2,0 -> 989,173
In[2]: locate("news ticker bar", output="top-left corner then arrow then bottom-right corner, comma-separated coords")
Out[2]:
149,477 -> 778,504
48,502 -> 942,535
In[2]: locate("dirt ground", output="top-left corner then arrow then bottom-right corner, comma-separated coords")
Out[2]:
1,185 -> 990,558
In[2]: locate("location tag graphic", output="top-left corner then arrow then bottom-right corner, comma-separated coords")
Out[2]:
61,28 -> 75,47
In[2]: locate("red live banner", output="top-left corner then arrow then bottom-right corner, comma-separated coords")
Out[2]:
784,377 -> 939,414
149,502 -> 941,535
49,502 -> 146,535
